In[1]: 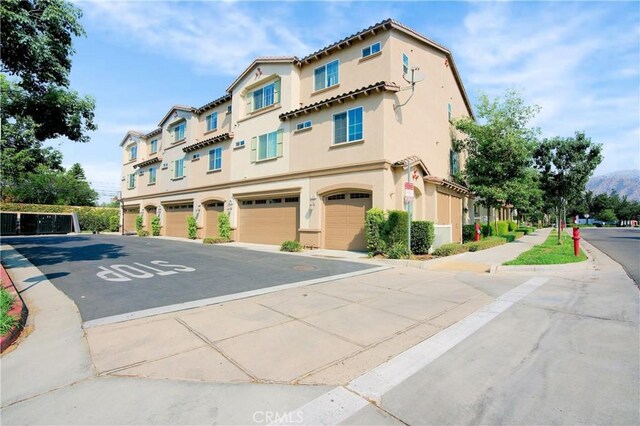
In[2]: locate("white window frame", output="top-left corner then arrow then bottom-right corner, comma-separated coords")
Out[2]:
250,81 -> 276,112
128,144 -> 137,161
127,173 -> 136,189
148,167 -> 157,184
314,59 -> 339,92
332,106 -> 364,145
258,131 -> 278,161
208,147 -> 222,171
296,121 -> 312,131
362,42 -> 381,58
173,159 -> 185,178
234,140 -> 245,149
149,139 -> 158,154
402,53 -> 409,75
448,103 -> 452,121
206,112 -> 218,132
173,122 -> 186,142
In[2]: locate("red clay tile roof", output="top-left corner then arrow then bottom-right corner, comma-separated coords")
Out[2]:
183,132 -> 233,153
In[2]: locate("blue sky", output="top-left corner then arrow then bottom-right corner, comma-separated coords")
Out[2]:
54,1 -> 640,202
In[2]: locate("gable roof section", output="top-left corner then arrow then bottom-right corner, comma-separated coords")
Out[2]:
195,94 -> 232,114
279,81 -> 400,120
119,131 -> 144,147
226,57 -> 298,93
391,156 -> 431,177
183,132 -> 234,153
157,105 -> 197,127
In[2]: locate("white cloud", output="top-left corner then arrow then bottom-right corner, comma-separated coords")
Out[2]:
447,2 -> 640,174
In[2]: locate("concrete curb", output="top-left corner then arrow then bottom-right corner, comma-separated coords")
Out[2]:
0,264 -> 28,353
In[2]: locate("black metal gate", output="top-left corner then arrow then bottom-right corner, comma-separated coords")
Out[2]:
0,213 -> 18,235
1,213 -> 73,235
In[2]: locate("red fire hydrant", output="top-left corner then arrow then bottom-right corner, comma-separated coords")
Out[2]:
475,222 -> 481,241
572,226 -> 580,257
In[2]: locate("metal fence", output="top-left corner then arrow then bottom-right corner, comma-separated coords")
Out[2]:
0,212 -> 73,235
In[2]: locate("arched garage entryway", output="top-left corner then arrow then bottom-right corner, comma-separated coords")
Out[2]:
203,200 -> 225,238
323,191 -> 372,251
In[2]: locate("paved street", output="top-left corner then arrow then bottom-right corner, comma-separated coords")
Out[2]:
580,227 -> 640,285
1,230 -> 638,424
1,235 -> 377,323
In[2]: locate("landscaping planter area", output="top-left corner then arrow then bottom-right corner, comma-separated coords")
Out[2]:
1,265 -> 27,353
503,232 -> 587,265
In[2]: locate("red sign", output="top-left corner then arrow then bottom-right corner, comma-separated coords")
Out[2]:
404,182 -> 414,190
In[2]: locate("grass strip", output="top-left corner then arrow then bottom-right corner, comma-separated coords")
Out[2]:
504,232 -> 587,265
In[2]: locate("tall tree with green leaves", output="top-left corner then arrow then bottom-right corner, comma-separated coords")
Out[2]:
534,132 -> 602,243
454,89 -> 541,226
0,0 -> 96,201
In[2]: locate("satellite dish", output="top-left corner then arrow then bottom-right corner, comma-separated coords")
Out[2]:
403,67 -> 425,84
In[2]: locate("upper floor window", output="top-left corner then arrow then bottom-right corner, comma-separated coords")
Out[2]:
173,158 -> 185,178
314,59 -> 339,92
148,167 -> 157,184
296,121 -> 312,131
402,53 -> 409,75
447,103 -> 452,121
173,122 -> 186,142
247,80 -> 280,113
209,147 -> 222,171
127,173 -> 136,189
206,112 -> 218,132
362,42 -> 381,58
450,149 -> 460,175
149,139 -> 158,154
251,129 -> 283,162
128,145 -> 137,161
333,107 -> 363,144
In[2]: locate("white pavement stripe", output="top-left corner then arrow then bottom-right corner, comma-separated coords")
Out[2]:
271,277 -> 548,425
269,387 -> 369,426
82,266 -> 390,328
347,276 -> 549,403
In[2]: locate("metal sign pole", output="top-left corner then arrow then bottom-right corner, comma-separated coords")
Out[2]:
407,165 -> 411,253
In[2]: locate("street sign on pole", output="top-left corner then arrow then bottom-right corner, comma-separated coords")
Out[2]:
404,182 -> 414,204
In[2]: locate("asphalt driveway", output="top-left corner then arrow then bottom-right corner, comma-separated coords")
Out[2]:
2,235 -> 377,323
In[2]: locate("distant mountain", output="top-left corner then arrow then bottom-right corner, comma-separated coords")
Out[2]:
587,170 -> 640,200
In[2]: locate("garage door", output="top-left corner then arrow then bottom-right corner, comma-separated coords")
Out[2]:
204,201 -> 224,238
238,197 -> 299,244
123,208 -> 139,233
324,192 -> 371,251
451,195 -> 462,243
164,204 -> 193,238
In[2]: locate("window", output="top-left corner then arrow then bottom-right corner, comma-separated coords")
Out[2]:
314,59 -> 339,91
450,149 -> 460,175
192,153 -> 200,160
268,198 -> 282,204
241,200 -> 253,206
248,80 -> 280,113
327,194 -> 345,200
333,107 -> 363,144
362,42 -> 381,58
128,145 -> 137,161
208,147 -> 222,171
284,197 -> 299,203
251,129 -> 283,162
255,199 -> 267,205
148,167 -> 157,184
234,140 -> 245,149
173,159 -> 185,178
149,139 -> 158,154
127,173 -> 136,189
206,112 -> 218,132
226,105 -> 232,114
448,103 -> 452,121
173,122 -> 186,142
402,53 -> 409,75
296,121 -> 312,131
350,193 -> 370,199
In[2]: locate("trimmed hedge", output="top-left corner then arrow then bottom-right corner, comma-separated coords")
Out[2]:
508,221 -> 518,232
1,202 -> 120,233
482,223 -> 497,237
365,208 -> 386,256
462,224 -> 476,243
411,221 -> 435,255
497,220 -> 509,236
384,210 -> 408,247
203,237 -> 230,244
467,236 -> 507,252
433,243 -> 469,257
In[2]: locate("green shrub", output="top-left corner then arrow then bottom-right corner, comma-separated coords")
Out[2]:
467,236 -> 507,252
501,233 -> 516,242
482,223 -> 497,237
497,220 -> 509,236
203,237 -> 230,244
150,216 -> 161,236
187,216 -> 198,239
387,242 -> 411,259
462,224 -> 476,243
77,208 -> 113,233
433,243 -> 469,257
383,210 -> 408,247
136,229 -> 149,237
135,215 -> 144,233
108,215 -> 120,232
411,221 -> 434,254
365,208 -> 386,256
1,287 -> 18,336
508,221 -> 518,232
280,240 -> 303,252
516,227 -> 529,235
218,213 -> 231,240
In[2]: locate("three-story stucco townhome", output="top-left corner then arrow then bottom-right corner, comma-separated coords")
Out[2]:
119,19 -> 475,250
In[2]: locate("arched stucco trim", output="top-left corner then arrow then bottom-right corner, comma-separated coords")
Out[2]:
317,183 -> 373,196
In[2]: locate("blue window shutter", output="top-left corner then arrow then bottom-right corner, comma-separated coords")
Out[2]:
276,129 -> 284,157
250,137 -> 257,163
